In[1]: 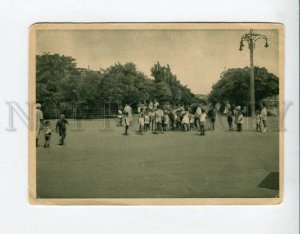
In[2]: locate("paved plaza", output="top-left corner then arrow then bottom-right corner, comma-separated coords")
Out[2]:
36,115 -> 279,198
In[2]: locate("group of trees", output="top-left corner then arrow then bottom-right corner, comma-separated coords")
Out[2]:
207,67 -> 279,109
36,53 -> 199,112
36,53 -> 279,116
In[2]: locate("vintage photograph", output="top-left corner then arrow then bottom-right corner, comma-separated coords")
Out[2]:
29,23 -> 284,205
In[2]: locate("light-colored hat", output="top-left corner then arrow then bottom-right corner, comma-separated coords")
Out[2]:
36,103 -> 41,108
236,106 -> 241,110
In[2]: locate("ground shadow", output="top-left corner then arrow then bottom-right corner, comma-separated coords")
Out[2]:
258,172 -> 279,190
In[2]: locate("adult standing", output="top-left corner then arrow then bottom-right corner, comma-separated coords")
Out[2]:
123,103 -> 133,123
36,103 -> 44,147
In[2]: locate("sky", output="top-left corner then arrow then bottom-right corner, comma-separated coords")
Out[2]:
36,29 -> 279,94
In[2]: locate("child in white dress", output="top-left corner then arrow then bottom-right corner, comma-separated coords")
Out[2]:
181,111 -> 190,131
43,120 -> 53,148
189,113 -> 195,130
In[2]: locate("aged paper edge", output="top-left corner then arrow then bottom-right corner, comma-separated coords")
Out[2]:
28,22 -> 284,205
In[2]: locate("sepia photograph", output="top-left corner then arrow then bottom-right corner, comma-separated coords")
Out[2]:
29,23 -> 284,205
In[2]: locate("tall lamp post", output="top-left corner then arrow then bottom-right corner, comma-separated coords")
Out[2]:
239,29 -> 269,120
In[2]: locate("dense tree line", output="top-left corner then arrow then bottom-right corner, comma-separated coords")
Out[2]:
36,53 -> 279,116
36,53 -> 199,112
207,67 -> 279,109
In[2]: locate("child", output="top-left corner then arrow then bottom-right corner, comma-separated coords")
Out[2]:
123,112 -> 130,135
261,103 -> 268,133
226,105 -> 234,131
144,111 -> 150,131
207,107 -> 216,131
138,110 -> 145,134
149,109 -> 155,131
169,109 -> 176,130
195,105 -> 202,130
176,110 -> 182,131
255,110 -> 262,132
163,111 -> 169,131
43,120 -> 53,148
232,105 -> 239,130
56,114 -> 68,145
117,108 -> 123,126
199,108 -> 207,135
236,110 -> 244,132
154,105 -> 164,133
181,110 -> 190,131
189,113 -> 195,130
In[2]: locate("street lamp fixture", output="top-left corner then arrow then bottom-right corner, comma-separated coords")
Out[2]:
239,29 -> 269,121
264,41 -> 269,48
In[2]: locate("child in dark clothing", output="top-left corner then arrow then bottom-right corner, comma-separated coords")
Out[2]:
207,108 -> 216,131
56,114 -> 68,145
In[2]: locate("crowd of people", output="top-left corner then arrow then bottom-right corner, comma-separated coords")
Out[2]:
118,100 -> 216,136
223,101 -> 268,133
118,100 -> 269,136
35,99 -> 269,147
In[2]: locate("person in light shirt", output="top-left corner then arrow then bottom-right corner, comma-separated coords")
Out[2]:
255,110 -> 262,132
154,105 -> 164,133
199,108 -> 207,136
149,109 -> 155,131
138,109 -> 145,133
123,104 -> 133,123
236,108 -> 244,132
163,111 -> 169,131
181,110 -> 190,131
117,107 -> 123,126
43,120 -> 55,148
260,102 -> 268,133
195,105 -> 202,130
144,110 -> 150,131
